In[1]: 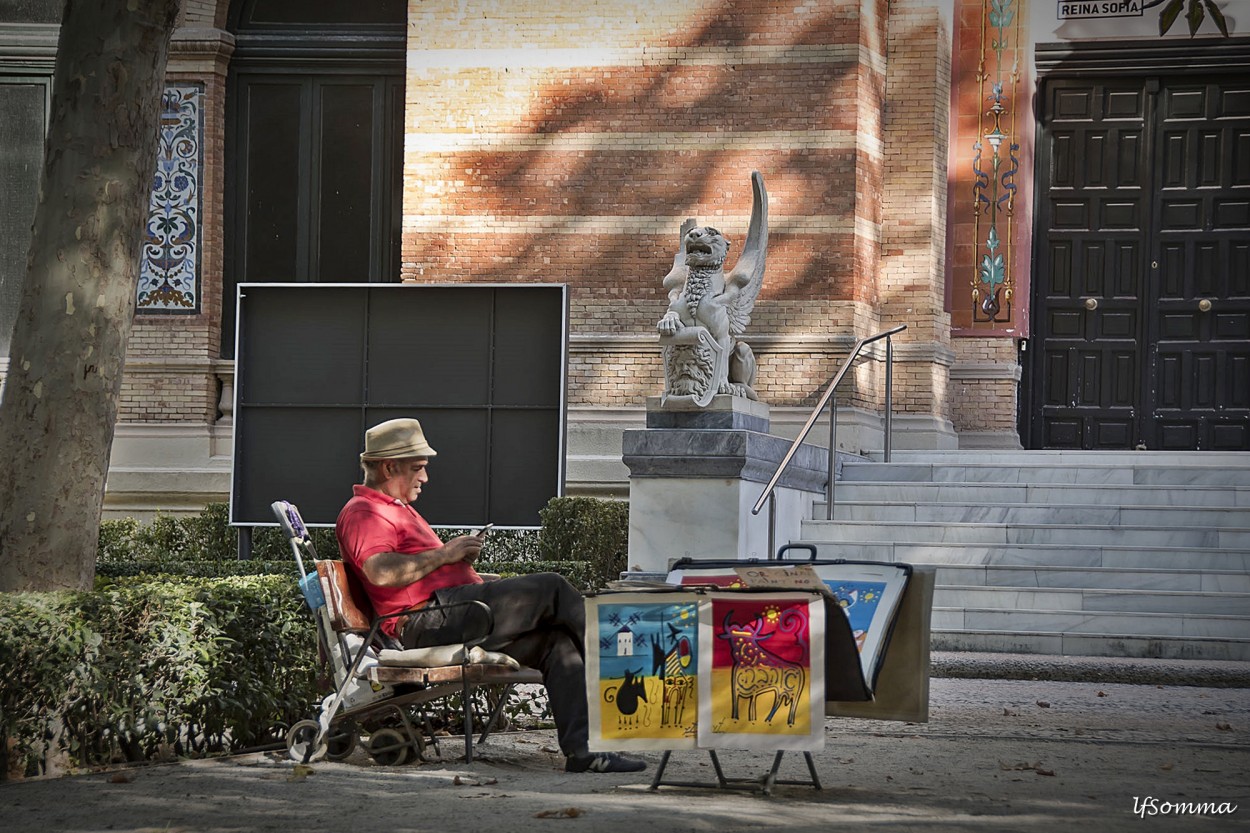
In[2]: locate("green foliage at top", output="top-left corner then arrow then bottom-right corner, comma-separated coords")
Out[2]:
1156,0 -> 1230,37
97,503 -> 338,565
94,499 -> 626,591
538,497 -> 629,591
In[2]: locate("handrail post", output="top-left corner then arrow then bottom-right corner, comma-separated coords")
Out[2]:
884,335 -> 894,463
826,390 -> 837,521
751,323 -> 906,518
767,492 -> 777,560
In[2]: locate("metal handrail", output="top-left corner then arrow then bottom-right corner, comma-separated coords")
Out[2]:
751,324 -> 907,535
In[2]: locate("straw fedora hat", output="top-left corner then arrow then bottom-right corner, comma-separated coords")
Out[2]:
360,418 -> 438,460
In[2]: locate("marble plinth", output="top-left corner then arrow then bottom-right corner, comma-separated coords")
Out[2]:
623,398 -> 830,573
645,394 -> 771,432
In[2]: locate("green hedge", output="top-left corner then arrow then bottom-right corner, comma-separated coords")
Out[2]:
0,497 -> 630,776
97,503 -> 339,564
94,558 -> 596,588
538,497 -> 629,591
96,498 -> 629,591
0,575 -> 317,777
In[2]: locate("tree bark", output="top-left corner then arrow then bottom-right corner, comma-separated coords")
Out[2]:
0,0 -> 180,592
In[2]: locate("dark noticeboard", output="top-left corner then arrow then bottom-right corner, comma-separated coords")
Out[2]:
230,283 -> 568,528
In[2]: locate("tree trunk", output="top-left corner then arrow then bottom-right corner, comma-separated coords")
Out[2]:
0,0 -> 179,592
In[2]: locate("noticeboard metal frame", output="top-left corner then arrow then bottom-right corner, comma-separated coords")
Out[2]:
228,282 -> 569,529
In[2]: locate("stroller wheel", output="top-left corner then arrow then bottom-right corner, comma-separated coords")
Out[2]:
286,719 -> 328,763
367,728 -> 410,766
326,724 -> 359,761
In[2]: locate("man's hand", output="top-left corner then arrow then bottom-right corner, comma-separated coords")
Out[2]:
445,534 -> 483,565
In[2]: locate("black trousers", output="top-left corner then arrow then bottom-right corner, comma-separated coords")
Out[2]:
400,572 -> 589,756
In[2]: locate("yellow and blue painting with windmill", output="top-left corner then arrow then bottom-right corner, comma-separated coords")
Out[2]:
594,598 -> 699,744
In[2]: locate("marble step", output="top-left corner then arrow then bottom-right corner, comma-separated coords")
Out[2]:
934,585 -> 1250,615
933,563 -> 1250,593
826,482 -> 1250,508
931,606 -> 1250,640
824,500 -> 1250,527
788,539 -> 1250,571
840,462 -> 1250,487
800,519 -> 1250,548
874,450 -> 1250,467
929,629 -> 1250,661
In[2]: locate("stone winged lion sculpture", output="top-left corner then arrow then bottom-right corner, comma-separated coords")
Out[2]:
657,171 -> 768,407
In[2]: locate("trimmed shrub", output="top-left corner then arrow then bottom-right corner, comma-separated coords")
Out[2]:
0,496 -> 627,778
0,575 -> 317,778
95,561 -> 302,580
538,497 -> 629,591
96,503 -> 339,565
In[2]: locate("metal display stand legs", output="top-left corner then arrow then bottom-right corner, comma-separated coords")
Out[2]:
649,750 -> 822,796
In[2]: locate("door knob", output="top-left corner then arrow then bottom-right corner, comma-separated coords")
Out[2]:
1084,297 -> 1099,311
1198,298 -> 1212,312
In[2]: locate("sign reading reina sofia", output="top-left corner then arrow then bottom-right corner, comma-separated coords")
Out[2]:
1057,0 -> 1143,19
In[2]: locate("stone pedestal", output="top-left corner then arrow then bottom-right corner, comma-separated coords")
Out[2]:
623,395 -> 830,573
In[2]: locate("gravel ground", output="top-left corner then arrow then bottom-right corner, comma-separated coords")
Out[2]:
3,674 -> 1248,833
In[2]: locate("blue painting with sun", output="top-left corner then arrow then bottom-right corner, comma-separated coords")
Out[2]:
826,580 -> 886,653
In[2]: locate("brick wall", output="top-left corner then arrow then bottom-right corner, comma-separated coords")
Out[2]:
879,0 -> 953,421
950,337 -> 1020,435
400,0 -> 918,410
110,0 -> 959,432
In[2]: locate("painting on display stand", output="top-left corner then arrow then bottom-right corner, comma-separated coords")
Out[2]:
585,592 -> 700,752
668,560 -> 910,693
698,591 -> 825,751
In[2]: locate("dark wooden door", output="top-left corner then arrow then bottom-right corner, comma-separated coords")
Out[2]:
1031,74 -> 1250,450
1150,78 -> 1250,450
221,0 -> 406,357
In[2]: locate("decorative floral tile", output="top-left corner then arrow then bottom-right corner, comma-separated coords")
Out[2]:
137,84 -> 202,314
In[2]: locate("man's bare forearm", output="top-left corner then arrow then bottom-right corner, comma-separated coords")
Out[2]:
361,536 -> 482,587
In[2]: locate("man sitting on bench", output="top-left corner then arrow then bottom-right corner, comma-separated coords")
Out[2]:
335,417 -> 646,774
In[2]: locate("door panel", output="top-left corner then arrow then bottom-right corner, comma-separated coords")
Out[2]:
1150,77 -> 1250,450
223,73 -> 403,356
221,0 -> 406,358
1033,79 -> 1148,448
1032,74 -> 1250,450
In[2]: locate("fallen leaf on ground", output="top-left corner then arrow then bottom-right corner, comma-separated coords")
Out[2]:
453,776 -> 498,787
1097,691 -> 1107,697
108,772 -> 131,784
1035,767 -> 1055,777
288,764 -> 314,782
535,808 -> 582,818
1003,708 -> 1018,716
1215,722 -> 1233,731
1159,763 -> 1174,771
1036,700 -> 1051,708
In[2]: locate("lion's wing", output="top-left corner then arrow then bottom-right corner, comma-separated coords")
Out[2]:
726,172 -> 768,335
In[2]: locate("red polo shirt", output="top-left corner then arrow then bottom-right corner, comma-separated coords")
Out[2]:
335,484 -> 482,638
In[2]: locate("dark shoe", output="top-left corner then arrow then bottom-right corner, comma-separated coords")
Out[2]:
565,751 -> 647,773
